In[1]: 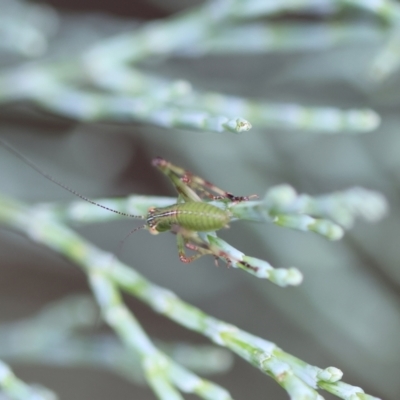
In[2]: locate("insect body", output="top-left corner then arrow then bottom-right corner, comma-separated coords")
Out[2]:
0,139 -> 255,265
147,156 -> 256,264
147,202 -> 230,234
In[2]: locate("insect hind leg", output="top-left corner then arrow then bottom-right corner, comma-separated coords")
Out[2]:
153,157 -> 257,204
184,173 -> 258,204
176,232 -> 210,263
171,164 -> 258,203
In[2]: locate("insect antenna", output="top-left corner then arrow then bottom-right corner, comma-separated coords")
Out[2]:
109,223 -> 146,265
121,224 -> 147,242
0,139 -> 144,220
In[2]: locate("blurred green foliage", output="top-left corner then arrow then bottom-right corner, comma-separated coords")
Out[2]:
0,0 -> 399,399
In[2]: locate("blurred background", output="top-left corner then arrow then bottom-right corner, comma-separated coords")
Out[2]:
0,0 -> 399,399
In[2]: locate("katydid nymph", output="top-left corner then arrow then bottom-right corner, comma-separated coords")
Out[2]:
0,139 -> 256,265
147,157 -> 256,263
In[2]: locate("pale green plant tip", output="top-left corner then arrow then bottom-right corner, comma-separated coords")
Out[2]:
273,214 -> 344,240
265,266 -> 303,287
317,366 -> 343,383
265,184 -> 297,207
286,267 -> 303,285
204,234 -> 300,286
260,184 -> 388,232
346,187 -> 388,223
316,187 -> 388,228
222,117 -> 252,133
308,219 -> 344,240
346,109 -> 381,132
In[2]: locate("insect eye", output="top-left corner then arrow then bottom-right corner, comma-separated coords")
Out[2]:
146,217 -> 155,227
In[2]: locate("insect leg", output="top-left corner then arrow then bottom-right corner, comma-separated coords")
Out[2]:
176,232 -> 208,263
182,172 -> 257,203
152,157 -> 201,203
152,157 -> 257,204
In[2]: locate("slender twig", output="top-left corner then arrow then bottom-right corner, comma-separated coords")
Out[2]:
0,195 -> 382,400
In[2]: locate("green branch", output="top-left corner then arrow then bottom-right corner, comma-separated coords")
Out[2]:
0,194 -> 381,400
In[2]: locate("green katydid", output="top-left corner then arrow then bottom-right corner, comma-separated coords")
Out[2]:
0,139 -> 256,265
147,157 -> 256,263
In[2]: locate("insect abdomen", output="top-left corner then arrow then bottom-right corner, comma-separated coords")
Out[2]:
149,202 -> 230,232
176,202 -> 230,231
